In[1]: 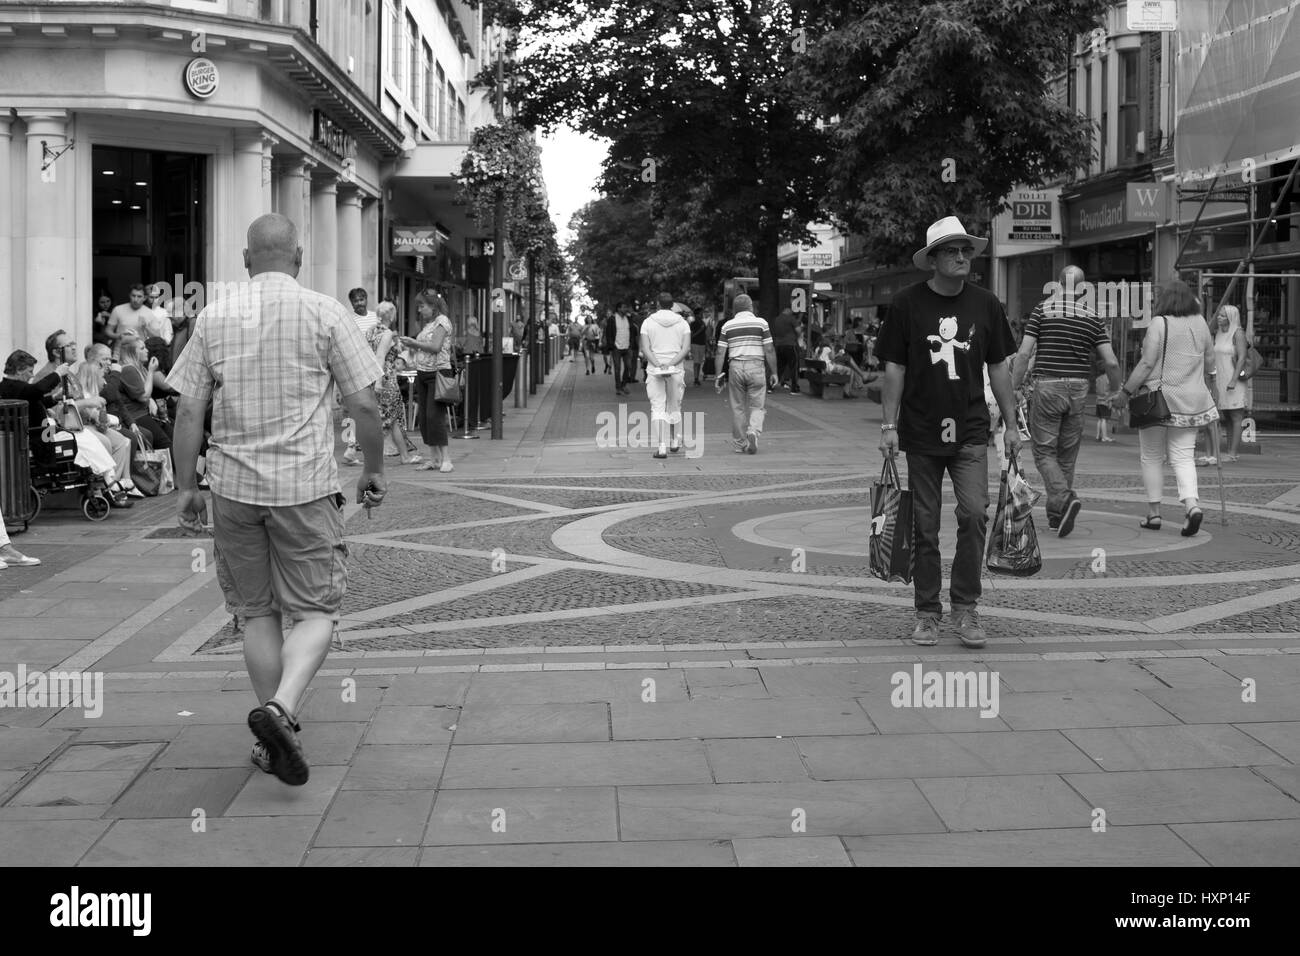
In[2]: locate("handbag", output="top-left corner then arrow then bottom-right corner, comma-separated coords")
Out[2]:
434,366 -> 464,404
129,424 -> 173,496
869,457 -> 914,584
1128,316 -> 1172,429
986,452 -> 1043,576
58,401 -> 84,433
1241,339 -> 1265,380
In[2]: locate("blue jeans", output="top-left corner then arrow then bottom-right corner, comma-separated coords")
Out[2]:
906,443 -> 989,617
1029,378 -> 1089,522
727,359 -> 768,445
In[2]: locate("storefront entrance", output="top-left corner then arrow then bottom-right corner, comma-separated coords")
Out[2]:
92,145 -> 205,306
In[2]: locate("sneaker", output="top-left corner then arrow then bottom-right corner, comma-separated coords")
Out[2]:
439,460 -> 454,473
910,617 -> 939,646
1058,494 -> 1082,538
247,700 -> 309,786
733,443 -> 748,454
250,741 -> 273,774
952,607 -> 987,648
1048,518 -> 1061,531
0,548 -> 40,567
653,447 -> 668,459
341,452 -> 360,466
746,433 -> 758,454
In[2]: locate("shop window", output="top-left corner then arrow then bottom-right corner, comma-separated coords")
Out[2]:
436,63 -> 447,139
406,12 -> 419,104
385,0 -> 400,82
445,77 -> 455,138
423,41 -> 435,129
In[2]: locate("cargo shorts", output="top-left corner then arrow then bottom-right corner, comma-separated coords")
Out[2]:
211,492 -> 348,623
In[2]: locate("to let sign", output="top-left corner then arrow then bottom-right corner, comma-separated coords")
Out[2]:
797,247 -> 839,270
1126,0 -> 1177,31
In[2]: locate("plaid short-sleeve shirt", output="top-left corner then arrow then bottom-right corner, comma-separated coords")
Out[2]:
167,271 -> 382,506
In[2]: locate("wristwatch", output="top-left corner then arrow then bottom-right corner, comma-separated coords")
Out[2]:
1120,386 -> 1133,397
881,424 -> 897,431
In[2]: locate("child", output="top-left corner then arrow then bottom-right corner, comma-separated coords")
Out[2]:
1095,371 -> 1114,442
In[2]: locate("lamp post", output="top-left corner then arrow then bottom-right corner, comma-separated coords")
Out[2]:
490,23 -> 505,440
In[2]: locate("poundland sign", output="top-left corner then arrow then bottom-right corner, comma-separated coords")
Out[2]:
1069,186 -> 1160,245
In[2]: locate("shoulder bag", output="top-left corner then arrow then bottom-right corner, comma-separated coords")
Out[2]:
1241,333 -> 1266,380
1128,316 -> 1172,429
434,365 -> 464,404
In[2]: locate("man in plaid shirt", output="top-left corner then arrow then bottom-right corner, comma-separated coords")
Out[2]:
169,214 -> 387,786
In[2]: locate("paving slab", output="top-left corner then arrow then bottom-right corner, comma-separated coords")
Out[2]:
155,724 -> 262,769
704,738 -> 812,783
297,684 -> 383,722
418,839 -> 735,867
1062,725 -> 1288,772
82,817 -> 318,866
855,695 -> 1011,733
298,722 -> 369,766
617,781 -> 942,841
1170,820 -> 1300,866
314,789 -> 437,847
612,697 -> 876,740
340,745 -> 450,790
757,663 -> 948,699
991,661 -> 1167,692
845,826 -> 1207,867
1135,658 -> 1243,688
684,667 -> 770,700
798,730 -> 1100,780
72,725 -> 183,743
9,770 -> 139,807
996,690 -> 1182,730
303,846 -> 421,867
106,768 -> 249,819
225,766 -> 348,816
461,670 -> 690,708
1211,655 -> 1300,683
0,728 -> 75,770
1142,687 -> 1300,724
46,691 -> 249,728
1236,722 -> 1300,762
364,706 -> 459,745
455,702 -> 610,744
440,740 -> 712,789
0,640 -> 88,668
424,787 -> 618,845
0,804 -> 110,820
1253,765 -> 1300,801
0,819 -> 113,866
732,836 -> 852,867
1063,768 -> 1300,825
915,774 -> 1095,831
380,674 -> 473,707
44,742 -> 162,774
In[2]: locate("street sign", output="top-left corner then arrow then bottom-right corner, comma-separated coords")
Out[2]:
797,247 -> 840,271
1126,0 -> 1176,31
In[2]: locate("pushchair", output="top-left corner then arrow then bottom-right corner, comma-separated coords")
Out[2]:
26,425 -> 114,522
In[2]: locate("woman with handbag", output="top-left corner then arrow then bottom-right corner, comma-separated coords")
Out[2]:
1112,280 -> 1218,537
369,301 -> 421,465
1206,304 -> 1249,463
400,290 -> 456,473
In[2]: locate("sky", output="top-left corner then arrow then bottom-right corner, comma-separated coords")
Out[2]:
538,125 -> 608,251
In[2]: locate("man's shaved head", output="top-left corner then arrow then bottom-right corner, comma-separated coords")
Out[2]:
1060,265 -> 1086,291
244,214 -> 302,278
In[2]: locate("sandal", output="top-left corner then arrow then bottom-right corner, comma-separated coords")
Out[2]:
400,455 -> 423,465
414,460 -> 437,471
1181,508 -> 1204,537
247,700 -> 308,786
1139,516 -> 1162,530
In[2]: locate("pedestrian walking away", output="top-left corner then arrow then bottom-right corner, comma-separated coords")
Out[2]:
1111,279 -> 1219,537
1010,265 -> 1122,537
606,304 -> 636,396
640,292 -> 692,458
715,293 -> 777,454
168,213 -> 387,787
877,216 -> 1020,649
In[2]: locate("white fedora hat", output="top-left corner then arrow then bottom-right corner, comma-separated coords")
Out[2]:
912,216 -> 988,271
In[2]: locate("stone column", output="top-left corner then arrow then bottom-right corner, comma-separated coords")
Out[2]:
336,186 -> 363,301
278,156 -> 315,282
19,109 -> 75,355
310,172 -> 338,297
0,112 -> 13,359
233,129 -> 266,240
260,132 -> 278,213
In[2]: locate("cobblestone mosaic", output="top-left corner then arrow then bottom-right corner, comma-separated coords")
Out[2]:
471,473 -> 837,491
473,487 -> 691,509
393,516 -> 575,560
344,484 -> 537,533
1186,598 -> 1300,633
378,568 -> 747,628
342,547 -> 489,613
979,582 -> 1271,621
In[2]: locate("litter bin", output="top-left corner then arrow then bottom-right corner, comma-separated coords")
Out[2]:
0,399 -> 34,533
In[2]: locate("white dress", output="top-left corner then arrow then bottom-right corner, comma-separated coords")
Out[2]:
1213,332 -> 1245,411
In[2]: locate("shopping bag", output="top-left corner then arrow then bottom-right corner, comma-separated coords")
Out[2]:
986,455 -> 1042,576
869,457 -> 914,584
129,424 -> 168,497
434,367 -> 463,404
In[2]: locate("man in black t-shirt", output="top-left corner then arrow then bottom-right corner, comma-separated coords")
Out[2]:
876,217 -> 1020,649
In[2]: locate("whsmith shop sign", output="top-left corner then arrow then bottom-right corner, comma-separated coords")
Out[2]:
1068,183 -> 1166,245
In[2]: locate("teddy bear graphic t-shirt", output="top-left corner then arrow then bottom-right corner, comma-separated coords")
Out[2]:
875,280 -> 1016,455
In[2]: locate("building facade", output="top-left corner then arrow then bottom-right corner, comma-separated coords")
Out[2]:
1,0 -> 405,362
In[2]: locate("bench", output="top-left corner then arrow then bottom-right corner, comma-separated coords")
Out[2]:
801,361 -> 851,399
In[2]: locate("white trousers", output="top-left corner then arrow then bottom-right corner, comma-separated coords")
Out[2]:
1139,425 -> 1198,503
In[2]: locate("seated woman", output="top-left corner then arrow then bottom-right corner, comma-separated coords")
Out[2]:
815,336 -> 870,397
105,335 -> 173,450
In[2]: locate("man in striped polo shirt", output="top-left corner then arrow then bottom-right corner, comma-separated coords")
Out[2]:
1011,266 -> 1122,537
715,293 -> 778,453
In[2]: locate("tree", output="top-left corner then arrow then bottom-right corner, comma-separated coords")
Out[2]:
478,0 -> 830,322
566,197 -> 659,310
796,0 -> 1109,265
